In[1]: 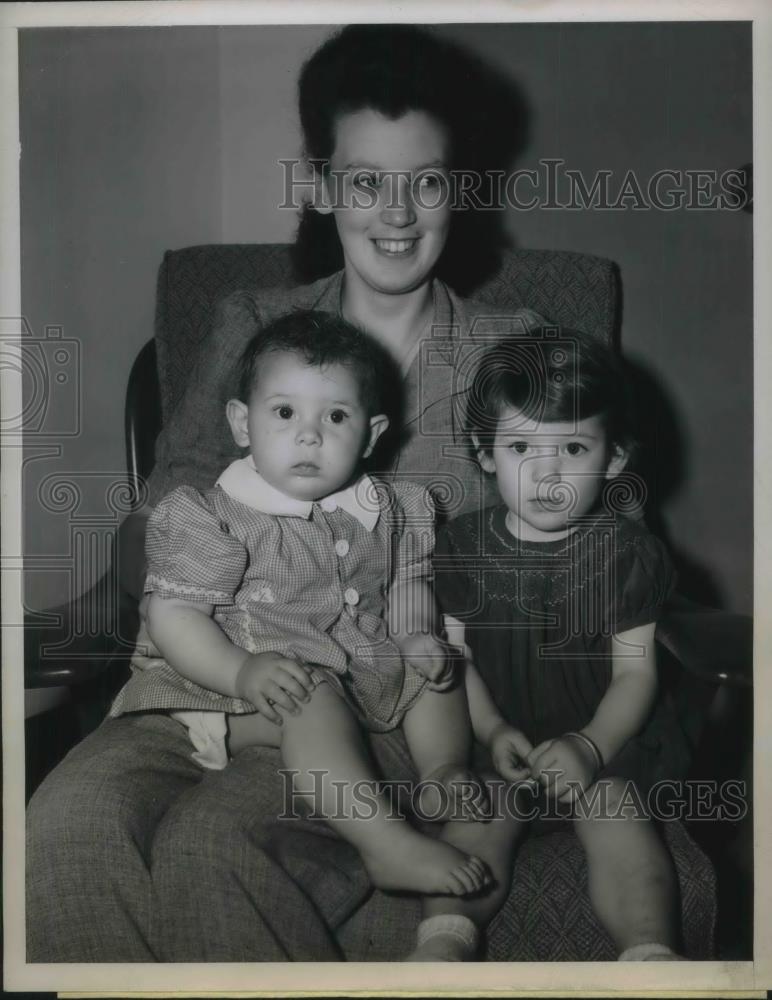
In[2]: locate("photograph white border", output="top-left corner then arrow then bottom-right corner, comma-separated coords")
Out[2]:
2,0 -> 770,994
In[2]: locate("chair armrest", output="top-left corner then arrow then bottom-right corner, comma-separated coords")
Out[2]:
656,597 -> 752,688
24,579 -> 140,688
117,507 -> 152,602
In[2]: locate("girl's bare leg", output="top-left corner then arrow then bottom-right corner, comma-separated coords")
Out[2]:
228,684 -> 490,897
406,790 -> 526,960
401,687 -> 527,959
401,684 -> 484,821
573,777 -> 680,955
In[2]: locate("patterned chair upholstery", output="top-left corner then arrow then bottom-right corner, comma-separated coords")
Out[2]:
142,243 -> 715,961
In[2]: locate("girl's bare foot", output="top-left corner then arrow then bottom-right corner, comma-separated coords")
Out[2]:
359,828 -> 491,896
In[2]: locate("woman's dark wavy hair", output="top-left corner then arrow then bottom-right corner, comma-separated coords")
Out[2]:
292,24 -> 528,293
466,330 -> 638,462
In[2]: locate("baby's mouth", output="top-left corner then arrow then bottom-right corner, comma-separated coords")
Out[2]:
292,462 -> 320,476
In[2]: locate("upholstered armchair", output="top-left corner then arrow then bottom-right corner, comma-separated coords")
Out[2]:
24,244 -> 752,960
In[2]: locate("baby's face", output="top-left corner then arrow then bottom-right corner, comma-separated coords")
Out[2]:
478,407 -> 626,542
228,351 -> 385,501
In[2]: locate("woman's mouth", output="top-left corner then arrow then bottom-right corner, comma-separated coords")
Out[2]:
372,238 -> 419,257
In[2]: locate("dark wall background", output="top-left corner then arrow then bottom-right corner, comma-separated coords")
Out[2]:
20,22 -> 752,620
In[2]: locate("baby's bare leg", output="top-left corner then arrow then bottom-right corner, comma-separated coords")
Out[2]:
234,682 -> 490,897
402,684 -> 485,822
227,711 -> 282,754
574,777 -> 680,955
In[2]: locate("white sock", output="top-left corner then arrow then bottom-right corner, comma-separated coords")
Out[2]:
406,914 -> 479,962
618,942 -> 685,961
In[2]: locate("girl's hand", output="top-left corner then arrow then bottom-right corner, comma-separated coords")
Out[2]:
235,652 -> 315,726
489,723 -> 536,784
527,736 -> 599,801
399,633 -> 459,691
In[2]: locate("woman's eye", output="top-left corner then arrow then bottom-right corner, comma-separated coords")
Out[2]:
328,409 -> 348,424
416,172 -> 443,191
565,442 -> 587,456
276,405 -> 293,420
353,172 -> 379,191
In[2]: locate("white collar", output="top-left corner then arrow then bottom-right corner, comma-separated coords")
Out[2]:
216,457 -> 380,532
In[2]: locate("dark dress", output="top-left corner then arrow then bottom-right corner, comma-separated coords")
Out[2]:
434,504 -> 693,794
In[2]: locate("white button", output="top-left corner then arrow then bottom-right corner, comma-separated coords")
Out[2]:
335,539 -> 350,557
344,587 -> 360,606
320,497 -> 338,513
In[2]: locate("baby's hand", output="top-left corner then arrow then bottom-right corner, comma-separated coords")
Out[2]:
527,735 -> 599,801
235,652 -> 315,726
489,724 -> 536,784
399,633 -> 458,691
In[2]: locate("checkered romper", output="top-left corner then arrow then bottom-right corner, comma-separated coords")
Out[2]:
109,477 -> 435,731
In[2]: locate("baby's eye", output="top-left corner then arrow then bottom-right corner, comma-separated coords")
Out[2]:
511,441 -> 530,454
275,405 -> 294,420
564,442 -> 587,456
328,409 -> 348,424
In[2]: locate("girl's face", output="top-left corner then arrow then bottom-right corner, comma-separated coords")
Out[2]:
320,108 -> 452,297
476,408 -> 627,542
227,351 -> 388,501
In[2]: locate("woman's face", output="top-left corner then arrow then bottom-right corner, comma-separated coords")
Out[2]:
322,109 -> 452,297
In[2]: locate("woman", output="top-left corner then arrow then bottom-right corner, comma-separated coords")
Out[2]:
26,24 -> 532,962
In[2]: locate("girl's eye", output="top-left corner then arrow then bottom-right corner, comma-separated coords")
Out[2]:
511,442 -> 530,454
276,405 -> 293,420
328,409 -> 348,424
565,442 -> 587,456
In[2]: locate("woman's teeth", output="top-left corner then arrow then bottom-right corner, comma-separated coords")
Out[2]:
375,239 -> 416,253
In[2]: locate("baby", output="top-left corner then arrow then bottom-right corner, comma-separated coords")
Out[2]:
110,309 -> 489,897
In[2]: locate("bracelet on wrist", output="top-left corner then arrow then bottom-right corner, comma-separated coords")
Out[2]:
563,731 -> 604,772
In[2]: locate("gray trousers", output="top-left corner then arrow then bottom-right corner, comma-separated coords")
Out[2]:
26,713 -> 417,961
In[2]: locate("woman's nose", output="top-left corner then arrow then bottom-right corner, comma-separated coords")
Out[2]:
380,175 -> 416,227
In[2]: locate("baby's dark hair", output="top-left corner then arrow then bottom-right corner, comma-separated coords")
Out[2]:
467,330 -> 637,460
237,309 -> 398,422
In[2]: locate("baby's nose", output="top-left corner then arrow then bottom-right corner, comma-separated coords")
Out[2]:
296,421 -> 322,445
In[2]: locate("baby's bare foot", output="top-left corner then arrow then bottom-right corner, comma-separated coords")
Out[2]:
360,830 -> 491,896
416,764 -> 489,823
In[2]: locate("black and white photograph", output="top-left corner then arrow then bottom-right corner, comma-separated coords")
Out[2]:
2,0 -> 769,993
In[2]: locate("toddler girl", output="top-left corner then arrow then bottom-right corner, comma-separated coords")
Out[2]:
110,310 -> 489,898
435,331 -> 689,960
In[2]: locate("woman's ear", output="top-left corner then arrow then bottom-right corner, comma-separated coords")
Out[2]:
471,433 -> 496,474
364,414 -> 390,458
226,399 -> 251,448
605,443 -> 629,478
